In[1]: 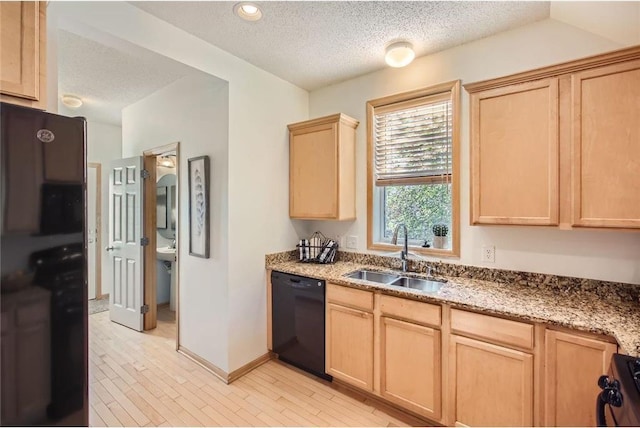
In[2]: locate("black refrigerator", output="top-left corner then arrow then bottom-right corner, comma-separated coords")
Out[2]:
0,102 -> 88,426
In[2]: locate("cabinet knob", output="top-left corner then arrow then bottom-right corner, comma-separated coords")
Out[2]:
105,246 -> 115,251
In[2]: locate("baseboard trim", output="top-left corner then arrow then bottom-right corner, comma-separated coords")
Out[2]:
177,345 -> 229,383
331,377 -> 438,427
228,352 -> 273,383
177,346 -> 273,384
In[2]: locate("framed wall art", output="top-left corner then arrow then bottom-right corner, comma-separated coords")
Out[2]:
188,155 -> 210,258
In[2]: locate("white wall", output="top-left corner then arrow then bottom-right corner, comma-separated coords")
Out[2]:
551,1 -> 640,46
52,1 -> 309,373
226,81 -> 310,371
122,73 -> 231,371
306,19 -> 640,285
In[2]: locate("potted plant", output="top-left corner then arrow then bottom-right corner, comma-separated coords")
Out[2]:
432,223 -> 449,249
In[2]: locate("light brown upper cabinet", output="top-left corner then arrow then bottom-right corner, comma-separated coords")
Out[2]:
288,114 -> 358,220
0,2 -> 47,109
466,46 -> 640,229
571,60 -> 640,228
470,79 -> 559,225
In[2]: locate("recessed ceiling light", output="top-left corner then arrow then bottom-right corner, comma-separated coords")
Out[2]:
61,94 -> 83,109
234,2 -> 262,21
385,42 -> 415,68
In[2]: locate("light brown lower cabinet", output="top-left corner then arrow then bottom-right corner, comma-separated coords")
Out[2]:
545,330 -> 617,427
380,316 -> 441,420
449,334 -> 534,427
293,282 -> 620,426
325,302 -> 374,391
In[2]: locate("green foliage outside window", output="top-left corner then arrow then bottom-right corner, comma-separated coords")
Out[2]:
383,183 -> 452,245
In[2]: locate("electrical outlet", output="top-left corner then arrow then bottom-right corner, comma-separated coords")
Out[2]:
481,245 -> 495,263
337,235 -> 346,248
346,235 -> 358,249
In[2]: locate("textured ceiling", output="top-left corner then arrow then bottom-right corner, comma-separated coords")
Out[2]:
57,30 -> 188,125
132,1 -> 550,90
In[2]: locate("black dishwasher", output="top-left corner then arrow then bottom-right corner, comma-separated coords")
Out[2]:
271,271 -> 331,380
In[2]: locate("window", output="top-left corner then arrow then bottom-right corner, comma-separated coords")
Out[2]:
367,81 -> 460,256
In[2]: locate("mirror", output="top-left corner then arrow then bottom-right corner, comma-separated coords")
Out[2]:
157,187 -> 167,229
157,174 -> 176,239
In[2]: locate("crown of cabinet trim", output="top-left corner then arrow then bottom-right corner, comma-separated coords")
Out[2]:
464,45 -> 640,93
288,113 -> 359,131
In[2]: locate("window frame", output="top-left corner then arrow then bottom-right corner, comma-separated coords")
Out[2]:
366,80 -> 461,257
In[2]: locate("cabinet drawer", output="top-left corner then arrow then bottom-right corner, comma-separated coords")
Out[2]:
380,294 -> 441,327
327,283 -> 373,311
451,309 -> 533,350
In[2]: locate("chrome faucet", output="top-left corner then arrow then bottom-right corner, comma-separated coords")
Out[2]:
391,224 -> 409,272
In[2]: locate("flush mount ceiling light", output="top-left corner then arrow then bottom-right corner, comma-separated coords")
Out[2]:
385,41 -> 415,68
61,94 -> 83,109
234,2 -> 262,21
158,155 -> 176,168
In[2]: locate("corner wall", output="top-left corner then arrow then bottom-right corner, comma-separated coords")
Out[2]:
52,0 -> 310,373
306,19 -> 640,285
122,73 -> 231,371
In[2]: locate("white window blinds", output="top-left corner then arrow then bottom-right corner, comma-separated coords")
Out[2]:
373,93 -> 453,185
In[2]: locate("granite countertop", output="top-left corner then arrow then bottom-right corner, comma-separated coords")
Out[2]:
266,259 -> 640,357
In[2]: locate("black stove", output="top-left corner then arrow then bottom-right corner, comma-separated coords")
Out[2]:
597,353 -> 640,426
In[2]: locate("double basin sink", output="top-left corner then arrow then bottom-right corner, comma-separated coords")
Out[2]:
345,269 -> 445,293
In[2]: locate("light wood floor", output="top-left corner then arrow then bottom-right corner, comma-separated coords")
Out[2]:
89,308 -> 421,427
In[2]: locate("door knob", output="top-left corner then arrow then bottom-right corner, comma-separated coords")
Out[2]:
105,246 -> 115,251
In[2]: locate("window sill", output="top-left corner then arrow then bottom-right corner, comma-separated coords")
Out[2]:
368,242 -> 460,258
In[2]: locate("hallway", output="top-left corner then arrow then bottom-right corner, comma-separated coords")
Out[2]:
89,310 -> 418,427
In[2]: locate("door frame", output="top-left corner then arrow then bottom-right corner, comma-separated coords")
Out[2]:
142,142 -> 180,349
87,162 -> 103,299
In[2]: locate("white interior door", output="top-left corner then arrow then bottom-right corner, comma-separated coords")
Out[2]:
108,157 -> 144,331
87,166 -> 98,300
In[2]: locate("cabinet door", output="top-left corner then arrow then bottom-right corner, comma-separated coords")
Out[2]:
545,330 -> 616,427
326,303 -> 374,390
470,79 -> 559,225
571,60 -> 640,228
289,122 -> 338,219
380,317 -> 441,420
0,2 -> 45,107
449,335 -> 533,427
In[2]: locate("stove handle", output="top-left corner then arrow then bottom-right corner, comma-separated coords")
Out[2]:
597,389 -> 608,427
597,375 -> 623,427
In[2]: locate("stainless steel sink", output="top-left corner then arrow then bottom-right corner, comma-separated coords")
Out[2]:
345,270 -> 400,284
344,269 -> 446,293
389,277 -> 446,292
